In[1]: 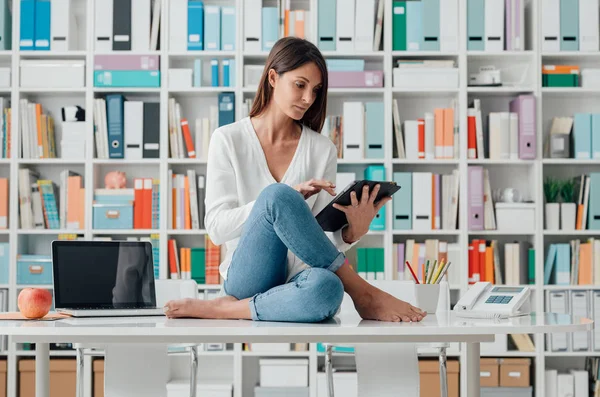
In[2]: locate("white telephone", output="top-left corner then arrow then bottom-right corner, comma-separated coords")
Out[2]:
454,282 -> 531,319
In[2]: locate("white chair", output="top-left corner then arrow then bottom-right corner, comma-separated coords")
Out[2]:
323,280 -> 450,397
75,279 -> 200,397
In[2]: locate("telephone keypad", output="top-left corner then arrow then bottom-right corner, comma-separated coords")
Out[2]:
485,295 -> 514,304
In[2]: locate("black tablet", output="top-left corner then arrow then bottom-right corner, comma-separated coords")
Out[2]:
315,180 -> 401,232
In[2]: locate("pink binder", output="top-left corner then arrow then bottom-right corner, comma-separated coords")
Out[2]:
328,71 -> 384,88
94,55 -> 160,71
468,166 -> 484,231
509,94 -> 537,160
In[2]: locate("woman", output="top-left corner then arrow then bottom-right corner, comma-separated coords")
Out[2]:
164,37 -> 426,323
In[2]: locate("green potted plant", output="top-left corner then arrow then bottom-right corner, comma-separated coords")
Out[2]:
543,176 -> 561,230
559,178 -> 577,231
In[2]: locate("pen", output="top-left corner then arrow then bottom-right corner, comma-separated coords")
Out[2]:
405,261 -> 420,284
434,261 -> 452,284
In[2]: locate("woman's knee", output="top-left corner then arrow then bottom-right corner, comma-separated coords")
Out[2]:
258,183 -> 302,207
301,269 -> 344,321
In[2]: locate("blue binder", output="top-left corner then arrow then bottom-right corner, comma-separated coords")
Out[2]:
560,0 -> 579,51
0,0 -> 11,50
421,0 -> 440,51
223,59 -> 230,87
20,0 -> 35,50
318,0 -> 336,50
193,59 -> 202,87
406,1 -> 422,51
34,0 -> 51,50
592,114 -> 600,159
221,6 -> 236,51
262,7 -> 278,52
211,59 -> 219,86
365,102 -> 384,159
589,173 -> 600,230
555,243 -> 571,285
204,5 -> 221,51
218,92 -> 235,127
393,172 -> 412,230
365,165 -> 386,231
467,0 -> 485,51
187,1 -> 204,51
106,94 -> 125,159
573,113 -> 592,159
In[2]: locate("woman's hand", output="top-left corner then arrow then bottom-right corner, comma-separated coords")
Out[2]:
332,184 -> 392,242
293,179 -> 336,200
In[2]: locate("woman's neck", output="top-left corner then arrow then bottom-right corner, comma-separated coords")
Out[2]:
251,106 -> 299,144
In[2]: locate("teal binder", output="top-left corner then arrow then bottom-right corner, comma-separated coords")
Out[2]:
392,1 -> 406,51
592,114 -> 600,159
589,173 -> 600,230
365,165 -> 386,231
406,1 -> 422,51
393,172 -> 412,230
94,70 -> 160,88
221,6 -> 236,51
560,0 -> 579,51
204,5 -> 221,51
467,0 -> 485,51
318,0 -> 336,51
365,102 -> 384,159
573,113 -> 592,159
421,0 -> 440,51
262,7 -> 278,52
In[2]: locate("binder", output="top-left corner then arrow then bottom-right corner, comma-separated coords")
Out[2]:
204,5 -> 221,51
542,0 -> 560,52
221,6 -> 236,51
354,0 -> 375,51
580,0 -> 600,51
0,0 -> 11,50
106,94 -> 125,159
131,0 -> 151,51
560,0 -> 579,51
593,114 -> 600,159
318,0 -> 336,50
124,101 -> 143,160
244,0 -> 261,52
20,0 -> 35,50
342,102 -> 364,161
393,172 -> 412,230
94,0 -> 112,51
262,7 -> 278,52
113,0 -> 132,50
143,102 -> 159,158
421,0 -> 440,51
365,165 -> 386,231
507,0 -> 524,50
589,173 -> 600,230
509,95 -> 537,160
468,166 -> 484,231
570,291 -> 590,351
439,0 -> 458,52
365,102 -> 384,159
336,0 -> 355,52
187,1 -> 204,51
593,291 -> 600,350
169,0 -> 187,52
485,0 -> 504,51
34,0 -> 51,51
223,60 -> 230,87
412,172 -> 432,231
218,93 -> 235,127
405,0 -> 422,50
211,59 -> 219,87
392,1 -> 406,51
555,243 -> 571,285
467,0 -> 485,50
547,290 -> 569,351
573,113 -> 592,159
51,0 -> 77,52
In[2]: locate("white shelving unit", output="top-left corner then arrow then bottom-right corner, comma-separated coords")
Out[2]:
0,0 -> 597,396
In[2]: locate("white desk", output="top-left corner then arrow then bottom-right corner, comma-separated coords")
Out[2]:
0,312 -> 592,397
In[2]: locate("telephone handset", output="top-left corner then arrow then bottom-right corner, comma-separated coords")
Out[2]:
454,282 -> 531,319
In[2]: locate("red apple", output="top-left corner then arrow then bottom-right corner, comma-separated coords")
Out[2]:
18,288 -> 52,319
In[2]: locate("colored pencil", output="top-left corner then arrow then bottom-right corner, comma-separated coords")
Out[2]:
434,261 -> 452,284
405,261 -> 420,284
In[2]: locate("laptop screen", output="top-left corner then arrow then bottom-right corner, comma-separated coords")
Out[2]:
52,241 -> 157,309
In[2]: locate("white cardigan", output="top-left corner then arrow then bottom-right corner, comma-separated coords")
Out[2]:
204,117 -> 357,281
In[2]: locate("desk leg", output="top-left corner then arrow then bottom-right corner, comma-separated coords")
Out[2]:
465,342 -> 480,397
35,343 -> 49,397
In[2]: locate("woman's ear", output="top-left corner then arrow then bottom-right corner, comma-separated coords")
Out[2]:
268,68 -> 278,88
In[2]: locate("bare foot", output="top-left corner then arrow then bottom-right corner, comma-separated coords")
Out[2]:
354,289 -> 427,323
163,295 -> 251,319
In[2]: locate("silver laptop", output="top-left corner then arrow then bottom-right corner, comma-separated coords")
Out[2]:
52,240 -> 164,317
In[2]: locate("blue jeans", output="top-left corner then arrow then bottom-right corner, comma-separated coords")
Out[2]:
223,183 -> 346,322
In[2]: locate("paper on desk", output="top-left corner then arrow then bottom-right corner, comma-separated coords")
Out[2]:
355,343 -> 419,397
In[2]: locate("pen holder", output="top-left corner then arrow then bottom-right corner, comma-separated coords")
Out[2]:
415,284 -> 440,314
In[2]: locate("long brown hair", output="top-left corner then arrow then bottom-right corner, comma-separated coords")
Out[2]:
248,37 -> 328,133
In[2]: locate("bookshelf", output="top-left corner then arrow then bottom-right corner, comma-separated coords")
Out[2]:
0,0 -> 597,396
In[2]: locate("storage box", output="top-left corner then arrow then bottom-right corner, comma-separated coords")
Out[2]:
16,255 -> 52,285
582,69 -> 600,88
93,359 -> 104,397
419,359 -> 460,397
0,68 -> 10,88
259,358 -> 309,387
328,71 -> 384,88
481,386 -> 532,397
166,379 -> 233,397
480,358 -> 500,387
393,68 -> 459,89
19,359 -> 76,397
0,360 -> 6,397
494,203 -> 536,232
20,60 -> 85,88
168,68 -> 193,90
254,386 -> 309,397
92,202 -> 134,229
499,358 -> 531,387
